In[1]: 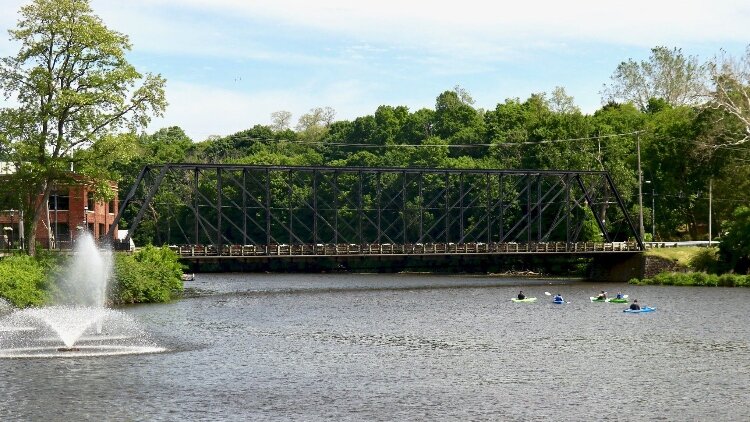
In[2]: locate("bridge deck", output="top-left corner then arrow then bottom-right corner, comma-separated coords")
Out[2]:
170,241 -> 640,259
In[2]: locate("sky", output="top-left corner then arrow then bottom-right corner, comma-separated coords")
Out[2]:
1,0 -> 750,141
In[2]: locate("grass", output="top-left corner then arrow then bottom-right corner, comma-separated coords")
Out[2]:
644,246 -> 715,267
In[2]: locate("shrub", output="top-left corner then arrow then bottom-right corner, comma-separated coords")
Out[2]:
633,271 -> 750,287
718,206 -> 750,274
111,245 -> 184,304
0,255 -> 52,308
689,248 -> 719,273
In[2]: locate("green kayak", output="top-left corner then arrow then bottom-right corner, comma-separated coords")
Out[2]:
590,297 -> 628,303
511,297 -> 537,303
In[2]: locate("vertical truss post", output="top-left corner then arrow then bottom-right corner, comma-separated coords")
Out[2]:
418,172 -> 424,242
526,173 -> 532,243
217,167 -> 223,249
334,172 -> 339,245
537,174 -> 542,242
288,170 -> 293,243
499,174 -> 504,242
486,174 -> 491,244
313,169 -> 319,245
265,168 -> 271,248
565,174 -> 571,250
444,172 -> 450,243
357,170 -> 365,245
376,172 -> 382,243
194,167 -> 199,244
242,169 -> 248,245
459,172 -> 465,241
402,171 -> 407,245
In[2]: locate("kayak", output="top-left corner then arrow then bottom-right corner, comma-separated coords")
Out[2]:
623,307 -> 656,313
511,297 -> 537,303
552,299 -> 565,304
590,297 -> 628,303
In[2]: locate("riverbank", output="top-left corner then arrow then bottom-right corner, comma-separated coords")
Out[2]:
636,246 -> 750,287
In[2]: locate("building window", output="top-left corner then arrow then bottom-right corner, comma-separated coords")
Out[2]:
54,223 -> 71,241
87,194 -> 95,212
49,192 -> 69,210
108,199 -> 116,214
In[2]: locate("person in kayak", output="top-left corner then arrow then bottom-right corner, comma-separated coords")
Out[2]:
616,291 -> 624,299
629,299 -> 641,310
517,290 -> 525,300
553,293 -> 564,302
596,290 -> 607,300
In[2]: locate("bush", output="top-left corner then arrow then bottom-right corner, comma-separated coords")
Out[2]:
632,271 -> 750,287
718,206 -> 750,274
0,255 -> 52,308
111,245 -> 184,304
689,248 -> 719,273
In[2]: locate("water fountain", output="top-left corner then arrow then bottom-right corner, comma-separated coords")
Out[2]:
0,232 -> 165,358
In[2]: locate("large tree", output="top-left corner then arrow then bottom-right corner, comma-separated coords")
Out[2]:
0,0 -> 166,255
601,46 -> 709,110
709,45 -> 750,146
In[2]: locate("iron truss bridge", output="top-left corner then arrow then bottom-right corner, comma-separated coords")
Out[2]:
107,164 -> 644,257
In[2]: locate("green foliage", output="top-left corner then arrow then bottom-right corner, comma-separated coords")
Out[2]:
111,246 -> 184,304
688,247 -> 719,273
718,206 -> 750,274
0,0 -> 167,255
601,46 -> 709,110
0,255 -> 52,307
630,271 -> 750,287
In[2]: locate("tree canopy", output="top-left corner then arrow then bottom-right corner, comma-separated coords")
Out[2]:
0,0 -> 166,254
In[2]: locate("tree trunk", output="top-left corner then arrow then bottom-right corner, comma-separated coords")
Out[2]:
27,180 -> 52,257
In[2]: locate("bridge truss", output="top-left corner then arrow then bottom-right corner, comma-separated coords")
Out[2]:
107,164 -> 644,253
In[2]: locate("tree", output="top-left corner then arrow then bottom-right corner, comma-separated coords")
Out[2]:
270,110 -> 292,132
718,206 -> 750,274
296,106 -> 336,142
709,45 -> 750,146
601,46 -> 709,110
0,0 -> 167,255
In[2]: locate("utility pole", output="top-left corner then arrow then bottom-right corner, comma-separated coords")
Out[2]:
708,179 -> 713,246
637,132 -> 645,242
651,185 -> 656,240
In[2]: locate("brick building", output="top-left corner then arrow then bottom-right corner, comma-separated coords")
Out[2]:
44,180 -> 119,248
0,171 -> 118,250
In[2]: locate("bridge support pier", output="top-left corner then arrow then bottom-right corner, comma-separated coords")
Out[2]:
588,254 -> 644,282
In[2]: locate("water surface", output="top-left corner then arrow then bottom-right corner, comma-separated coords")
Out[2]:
1,273 -> 748,421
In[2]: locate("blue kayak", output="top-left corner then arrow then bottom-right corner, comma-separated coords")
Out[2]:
552,299 -> 565,304
623,306 -> 656,313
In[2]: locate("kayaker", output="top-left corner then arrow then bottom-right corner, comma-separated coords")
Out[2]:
596,290 -> 607,300
616,291 -> 624,299
553,293 -> 563,302
517,290 -> 525,300
629,299 -> 641,310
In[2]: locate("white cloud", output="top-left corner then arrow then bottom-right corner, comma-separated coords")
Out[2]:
142,0 -> 750,50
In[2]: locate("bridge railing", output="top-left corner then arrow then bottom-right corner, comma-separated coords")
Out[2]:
169,241 -> 640,258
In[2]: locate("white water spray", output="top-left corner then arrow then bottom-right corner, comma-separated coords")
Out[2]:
0,231 -> 164,357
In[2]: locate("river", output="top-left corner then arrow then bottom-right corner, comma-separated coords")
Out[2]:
1,273 -> 749,421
